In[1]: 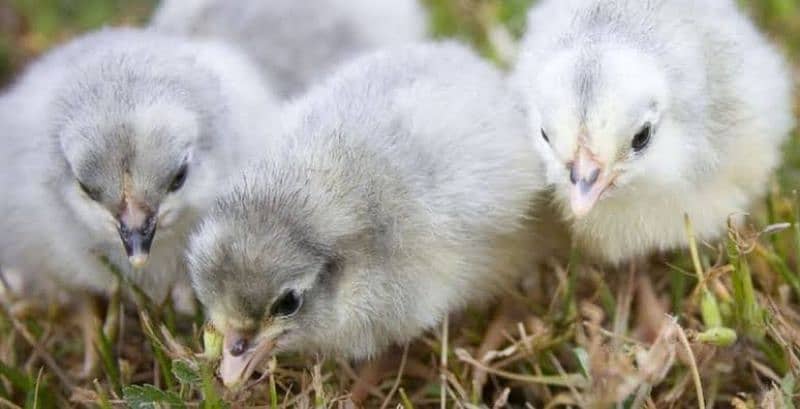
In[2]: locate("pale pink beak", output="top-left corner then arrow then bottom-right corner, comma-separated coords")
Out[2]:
569,146 -> 613,217
219,329 -> 276,389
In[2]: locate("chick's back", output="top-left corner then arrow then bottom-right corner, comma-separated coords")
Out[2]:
280,42 -> 545,300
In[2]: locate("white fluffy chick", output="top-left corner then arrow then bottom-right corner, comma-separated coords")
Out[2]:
0,28 -> 279,302
186,42 -> 543,388
512,0 -> 795,264
150,0 -> 427,98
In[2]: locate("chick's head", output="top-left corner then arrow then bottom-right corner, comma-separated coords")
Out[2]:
53,54 -> 228,268
187,173 -> 349,388
529,44 -> 703,218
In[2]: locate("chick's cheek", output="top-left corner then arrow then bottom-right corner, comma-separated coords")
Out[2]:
69,192 -> 119,237
542,160 -> 567,187
156,206 -> 179,229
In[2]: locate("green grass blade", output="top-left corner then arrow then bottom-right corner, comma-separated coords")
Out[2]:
139,312 -> 176,390
727,226 -> 766,341
95,319 -> 121,397
199,362 -> 227,409
93,380 -> 112,409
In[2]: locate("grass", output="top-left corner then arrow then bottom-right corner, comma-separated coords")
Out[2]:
0,0 -> 799,407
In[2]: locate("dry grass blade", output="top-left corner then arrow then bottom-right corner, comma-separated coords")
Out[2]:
440,315 -> 448,409
0,396 -> 23,409
454,348 -> 586,387
675,323 -> 705,409
0,300 -> 74,392
380,344 -> 409,409
612,265 -> 636,347
491,387 -> 509,409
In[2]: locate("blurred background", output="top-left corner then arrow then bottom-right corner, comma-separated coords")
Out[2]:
0,0 -> 797,79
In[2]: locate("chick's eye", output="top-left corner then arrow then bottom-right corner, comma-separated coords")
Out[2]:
541,129 -> 550,143
270,290 -> 302,317
168,164 -> 188,193
78,181 -> 101,202
631,124 -> 652,152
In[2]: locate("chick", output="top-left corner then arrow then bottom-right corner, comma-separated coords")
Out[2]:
150,0 -> 427,97
512,0 -> 794,264
186,42 -> 544,387
0,28 -> 279,302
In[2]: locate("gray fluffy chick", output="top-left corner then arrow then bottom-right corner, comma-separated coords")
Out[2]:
150,0 -> 427,98
512,0 -> 795,264
0,28 -> 279,302
186,42 -> 544,388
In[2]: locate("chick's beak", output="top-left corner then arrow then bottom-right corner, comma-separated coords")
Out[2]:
569,146 -> 613,218
220,328 -> 277,389
117,200 -> 157,269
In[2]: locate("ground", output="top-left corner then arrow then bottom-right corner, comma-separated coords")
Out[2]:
0,0 -> 799,408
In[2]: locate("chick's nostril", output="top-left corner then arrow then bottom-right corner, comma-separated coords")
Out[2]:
576,169 -> 601,194
229,338 -> 248,357
117,219 -> 157,257
585,169 -> 600,186
569,165 -> 578,184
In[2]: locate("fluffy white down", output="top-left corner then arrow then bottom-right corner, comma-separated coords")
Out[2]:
150,0 -> 427,98
0,28 -> 279,303
512,0 -> 795,264
188,42 -> 546,359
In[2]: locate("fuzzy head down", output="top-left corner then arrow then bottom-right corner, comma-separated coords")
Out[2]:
49,30 -> 237,269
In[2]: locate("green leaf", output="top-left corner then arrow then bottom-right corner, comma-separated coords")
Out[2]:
123,384 -> 186,409
726,224 -> 765,341
695,327 -> 738,347
172,359 -> 202,387
572,347 -> 591,378
0,359 -> 33,391
95,319 -> 122,396
700,289 -> 723,329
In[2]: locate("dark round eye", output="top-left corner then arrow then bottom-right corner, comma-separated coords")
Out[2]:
632,124 -> 652,152
78,181 -> 101,202
168,164 -> 189,193
541,129 -> 550,143
270,290 -> 302,317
